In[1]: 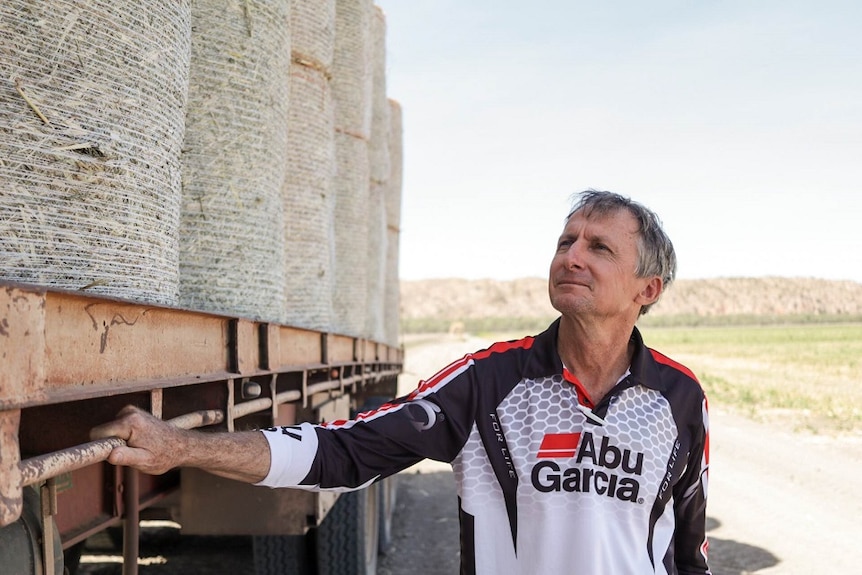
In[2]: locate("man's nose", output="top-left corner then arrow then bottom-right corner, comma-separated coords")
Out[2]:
564,242 -> 585,270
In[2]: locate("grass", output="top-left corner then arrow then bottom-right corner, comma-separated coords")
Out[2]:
401,313 -> 862,335
639,323 -> 862,435
402,317 -> 862,435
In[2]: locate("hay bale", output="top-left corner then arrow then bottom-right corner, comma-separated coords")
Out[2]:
0,0 -> 191,305
365,180 -> 386,341
331,0 -> 374,337
291,0 -> 336,72
368,6 -> 391,185
364,6 -> 390,341
332,0 -> 373,138
331,131 -> 370,337
282,0 -> 335,331
179,0 -> 290,323
283,2 -> 337,331
384,99 -> 403,345
385,100 -> 403,231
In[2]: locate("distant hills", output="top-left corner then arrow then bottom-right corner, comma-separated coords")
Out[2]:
399,277 -> 862,331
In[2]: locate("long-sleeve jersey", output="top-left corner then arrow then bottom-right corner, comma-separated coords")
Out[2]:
258,319 -> 711,575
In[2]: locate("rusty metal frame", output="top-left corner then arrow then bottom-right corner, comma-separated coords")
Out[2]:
0,281 -> 403,570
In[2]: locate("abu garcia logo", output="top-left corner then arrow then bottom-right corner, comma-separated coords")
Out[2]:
531,431 -> 645,503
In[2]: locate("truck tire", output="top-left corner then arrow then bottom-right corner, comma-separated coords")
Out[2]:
252,534 -> 310,575
0,486 -> 63,575
316,486 -> 379,575
377,476 -> 397,555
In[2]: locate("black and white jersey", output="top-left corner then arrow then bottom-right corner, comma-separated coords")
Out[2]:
258,319 -> 711,575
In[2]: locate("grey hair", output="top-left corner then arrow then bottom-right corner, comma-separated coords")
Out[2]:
567,190 -> 677,315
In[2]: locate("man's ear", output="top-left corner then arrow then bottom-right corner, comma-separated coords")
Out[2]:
635,277 -> 663,307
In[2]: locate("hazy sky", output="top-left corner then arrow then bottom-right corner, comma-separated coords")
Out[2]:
375,0 -> 862,284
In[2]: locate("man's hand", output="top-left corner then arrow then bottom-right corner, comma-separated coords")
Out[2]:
90,405 -> 272,483
90,405 -> 188,475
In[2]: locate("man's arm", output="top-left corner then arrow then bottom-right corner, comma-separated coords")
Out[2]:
673,398 -> 711,574
90,405 -> 270,483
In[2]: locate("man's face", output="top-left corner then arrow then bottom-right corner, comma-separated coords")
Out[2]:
548,208 -> 652,320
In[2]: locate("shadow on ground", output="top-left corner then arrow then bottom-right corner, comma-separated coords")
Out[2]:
706,517 -> 780,575
75,474 -> 780,575
76,528 -> 254,575
377,471 -> 461,575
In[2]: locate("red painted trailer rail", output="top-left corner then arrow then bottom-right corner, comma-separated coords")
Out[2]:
0,281 -> 402,575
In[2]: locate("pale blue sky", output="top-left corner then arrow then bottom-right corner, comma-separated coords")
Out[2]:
376,0 -> 862,283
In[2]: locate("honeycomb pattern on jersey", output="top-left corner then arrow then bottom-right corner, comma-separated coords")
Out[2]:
454,424 -> 506,512
454,374 -> 679,523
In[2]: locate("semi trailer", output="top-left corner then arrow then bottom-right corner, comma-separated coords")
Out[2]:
1,0 -> 404,573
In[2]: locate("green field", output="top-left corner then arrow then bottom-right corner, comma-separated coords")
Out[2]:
411,320 -> 862,435
639,323 -> 862,435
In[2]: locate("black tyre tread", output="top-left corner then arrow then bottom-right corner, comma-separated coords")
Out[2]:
317,488 -> 377,575
253,534 -> 310,575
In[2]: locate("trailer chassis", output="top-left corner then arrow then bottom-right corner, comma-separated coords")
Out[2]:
0,281 -> 402,574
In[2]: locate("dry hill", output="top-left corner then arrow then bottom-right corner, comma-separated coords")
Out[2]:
400,277 -> 862,331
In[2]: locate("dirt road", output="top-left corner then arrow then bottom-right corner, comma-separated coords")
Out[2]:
380,334 -> 862,575
79,333 -> 862,574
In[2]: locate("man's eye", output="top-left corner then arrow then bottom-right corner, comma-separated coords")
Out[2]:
593,243 -> 609,251
557,239 -> 573,249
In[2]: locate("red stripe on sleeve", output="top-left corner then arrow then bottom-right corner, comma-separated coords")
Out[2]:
407,336 -> 536,399
649,348 -> 699,382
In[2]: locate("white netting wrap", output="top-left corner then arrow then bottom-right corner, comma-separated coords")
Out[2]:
332,0 -> 373,138
331,0 -> 374,337
365,180 -> 386,341
362,6 -> 390,342
179,0 -> 290,322
0,0 -> 190,305
291,0 -> 335,72
368,6 -> 391,184
384,99 -> 402,345
283,63 -> 337,331
332,132 -> 370,337
385,100 -> 403,230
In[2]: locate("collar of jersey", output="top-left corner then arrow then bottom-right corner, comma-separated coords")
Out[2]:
531,318 -> 670,394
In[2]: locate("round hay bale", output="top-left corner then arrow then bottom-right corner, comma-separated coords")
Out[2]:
364,7 -> 390,342
0,0 -> 191,305
332,0 -> 373,138
291,0 -> 336,73
283,62 -> 336,331
385,99 -> 403,229
179,0 -> 290,323
383,99 -> 403,345
331,131 -> 370,337
368,6 -> 391,185
331,0 -> 373,337
365,180 -> 386,341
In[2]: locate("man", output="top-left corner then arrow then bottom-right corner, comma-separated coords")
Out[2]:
92,190 -> 710,574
